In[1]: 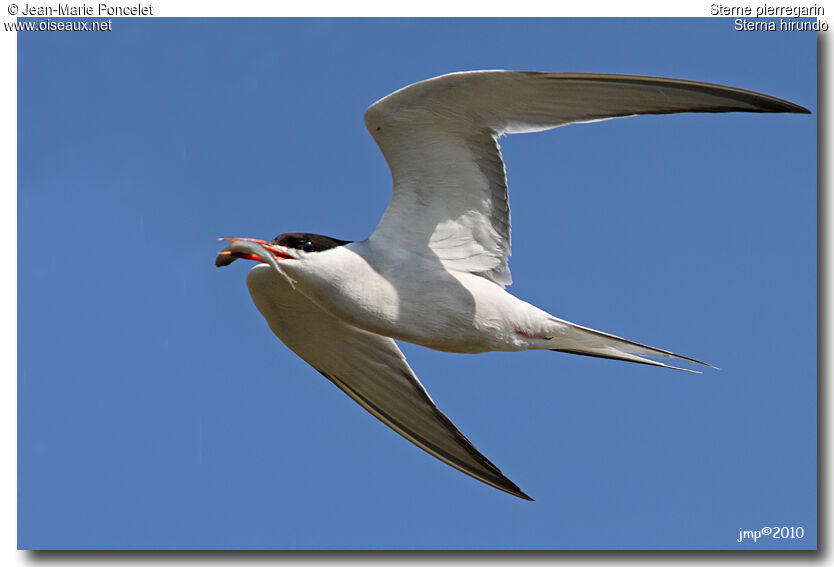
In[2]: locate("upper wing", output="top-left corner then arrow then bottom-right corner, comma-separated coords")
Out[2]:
364,71 -> 810,286
245,264 -> 531,500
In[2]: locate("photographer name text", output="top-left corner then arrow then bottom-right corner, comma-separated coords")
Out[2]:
18,3 -> 152,16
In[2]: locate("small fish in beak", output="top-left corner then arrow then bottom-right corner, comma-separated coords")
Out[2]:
216,237 -> 297,288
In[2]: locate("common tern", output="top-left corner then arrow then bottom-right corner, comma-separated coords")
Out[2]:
216,71 -> 808,500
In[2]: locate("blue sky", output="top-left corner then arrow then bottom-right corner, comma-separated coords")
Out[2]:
18,19 -> 816,549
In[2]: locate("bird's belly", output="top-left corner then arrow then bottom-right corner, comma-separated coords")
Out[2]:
312,283 -> 494,353
295,262 -> 535,353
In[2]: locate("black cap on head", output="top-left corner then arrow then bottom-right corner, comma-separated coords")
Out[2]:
271,233 -> 352,253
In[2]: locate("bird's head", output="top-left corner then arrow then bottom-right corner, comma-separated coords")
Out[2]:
215,232 -> 352,267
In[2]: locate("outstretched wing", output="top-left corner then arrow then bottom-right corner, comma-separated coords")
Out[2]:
245,264 -> 531,500
364,71 -> 809,286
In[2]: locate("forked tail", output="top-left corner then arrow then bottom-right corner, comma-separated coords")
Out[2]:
548,318 -> 716,373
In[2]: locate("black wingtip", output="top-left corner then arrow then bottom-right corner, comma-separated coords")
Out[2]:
501,481 -> 534,501
776,100 -> 812,114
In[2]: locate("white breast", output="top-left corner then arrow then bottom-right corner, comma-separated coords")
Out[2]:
277,241 -> 548,353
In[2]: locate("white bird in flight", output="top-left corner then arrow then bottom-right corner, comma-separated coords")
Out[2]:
216,71 -> 808,500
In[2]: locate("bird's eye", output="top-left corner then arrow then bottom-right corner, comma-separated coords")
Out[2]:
302,241 -> 314,253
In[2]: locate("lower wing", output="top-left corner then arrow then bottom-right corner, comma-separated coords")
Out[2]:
245,264 -> 532,500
